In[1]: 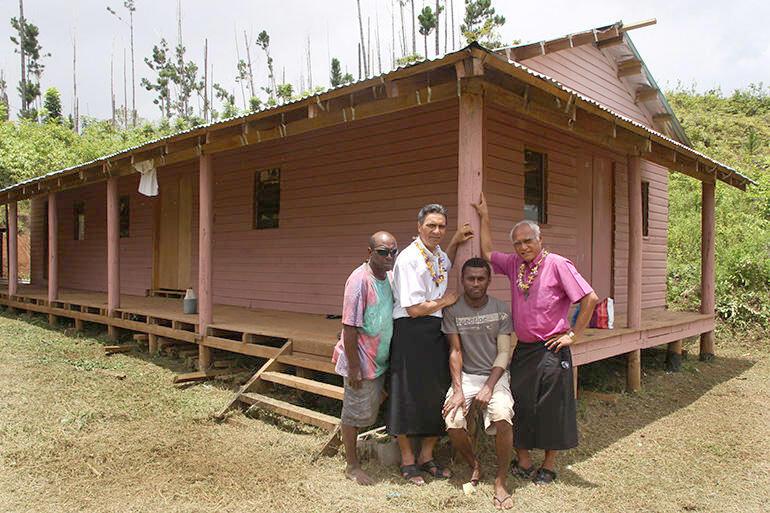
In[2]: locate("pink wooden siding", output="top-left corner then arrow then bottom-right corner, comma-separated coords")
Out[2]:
483,100 -> 666,313
522,45 -> 653,127
30,197 -> 45,284
209,100 -> 459,314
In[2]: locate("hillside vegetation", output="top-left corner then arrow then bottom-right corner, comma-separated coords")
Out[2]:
665,84 -> 770,337
0,86 -> 768,336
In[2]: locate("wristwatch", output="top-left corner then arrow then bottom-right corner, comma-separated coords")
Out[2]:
568,330 -> 576,341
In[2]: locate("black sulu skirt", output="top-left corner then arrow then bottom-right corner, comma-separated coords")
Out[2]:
386,316 -> 450,437
509,341 -> 578,451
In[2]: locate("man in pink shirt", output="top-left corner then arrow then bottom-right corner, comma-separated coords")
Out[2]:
473,193 -> 598,486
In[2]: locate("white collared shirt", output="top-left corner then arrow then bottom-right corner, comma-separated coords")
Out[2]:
392,238 -> 452,319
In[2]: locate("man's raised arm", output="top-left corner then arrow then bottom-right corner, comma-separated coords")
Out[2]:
471,192 -> 494,262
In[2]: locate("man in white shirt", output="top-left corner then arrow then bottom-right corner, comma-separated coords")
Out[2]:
387,203 -> 472,485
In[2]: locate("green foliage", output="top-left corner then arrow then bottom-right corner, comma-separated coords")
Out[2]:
141,38 -> 173,118
330,58 -> 343,87
248,97 -> 262,112
666,84 -> 770,335
9,15 -> 50,117
396,53 -> 423,66
43,87 -> 62,123
0,117 -> 181,190
417,6 -> 437,57
276,83 -> 293,104
461,0 -> 506,48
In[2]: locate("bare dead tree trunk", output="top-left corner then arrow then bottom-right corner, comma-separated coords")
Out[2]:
376,11 -> 382,74
19,0 -> 27,116
450,0 -> 455,50
444,0 -> 448,53
399,0 -> 407,57
122,48 -> 127,128
306,36 -> 313,90
410,0 -> 416,55
435,0 -> 440,56
367,17 -> 371,77
73,28 -> 78,133
234,28 -> 247,108
129,8 -> 136,126
110,52 -> 115,128
203,38 -> 208,122
357,43 -> 361,80
243,31 -> 256,100
356,0 -> 368,77
391,0 -> 396,67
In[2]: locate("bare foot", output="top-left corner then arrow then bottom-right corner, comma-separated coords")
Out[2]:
471,465 -> 484,486
345,465 -> 375,486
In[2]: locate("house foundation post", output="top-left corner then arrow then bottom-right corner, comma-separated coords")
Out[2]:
47,193 -> 58,326
8,201 -> 17,299
107,175 -> 121,339
198,153 -> 214,370
700,181 -> 716,360
456,76 -> 484,277
666,340 -> 683,372
626,155 -> 642,391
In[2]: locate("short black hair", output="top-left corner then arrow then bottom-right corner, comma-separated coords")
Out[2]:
417,204 -> 448,225
461,257 -> 491,279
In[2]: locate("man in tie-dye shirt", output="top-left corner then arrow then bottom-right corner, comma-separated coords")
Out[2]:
331,231 -> 397,485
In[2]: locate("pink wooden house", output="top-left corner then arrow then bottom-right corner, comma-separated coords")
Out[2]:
0,21 -> 751,429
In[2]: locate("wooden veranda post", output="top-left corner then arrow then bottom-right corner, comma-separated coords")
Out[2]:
626,155 -> 642,391
198,153 -> 214,370
8,201 -> 17,297
700,180 -> 716,360
107,175 -> 120,338
47,192 -> 59,325
456,60 -> 485,274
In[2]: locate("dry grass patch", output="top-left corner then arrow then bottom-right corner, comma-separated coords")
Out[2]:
0,310 -> 768,512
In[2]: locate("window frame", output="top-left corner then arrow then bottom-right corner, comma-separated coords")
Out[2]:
253,168 -> 281,230
523,149 -> 548,225
73,201 -> 85,241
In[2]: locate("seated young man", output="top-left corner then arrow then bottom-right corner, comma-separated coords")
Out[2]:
442,258 -> 516,510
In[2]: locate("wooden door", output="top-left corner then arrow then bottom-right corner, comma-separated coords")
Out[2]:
155,175 -> 193,290
590,157 -> 613,300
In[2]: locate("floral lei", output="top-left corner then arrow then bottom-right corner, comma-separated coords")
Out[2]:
417,240 -> 446,287
517,250 -> 549,298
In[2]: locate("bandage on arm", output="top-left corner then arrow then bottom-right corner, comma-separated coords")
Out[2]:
493,333 -> 514,369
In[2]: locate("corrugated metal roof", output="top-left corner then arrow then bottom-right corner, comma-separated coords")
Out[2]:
0,39 -> 754,195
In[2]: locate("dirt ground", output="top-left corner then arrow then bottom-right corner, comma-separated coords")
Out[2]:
0,310 -> 768,513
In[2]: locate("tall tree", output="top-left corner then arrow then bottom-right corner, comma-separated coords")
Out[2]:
73,27 -> 79,133
10,11 -> 49,120
212,83 -> 237,119
42,87 -> 62,123
356,0 -> 368,77
140,38 -> 172,118
256,31 -> 275,101
399,0 -> 408,57
461,0 -> 506,48
330,58 -> 343,87
418,6 -> 437,59
435,0 -> 442,55
233,30 -> 247,108
107,1 -> 137,126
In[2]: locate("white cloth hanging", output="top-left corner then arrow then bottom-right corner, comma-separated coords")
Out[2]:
134,160 -> 158,197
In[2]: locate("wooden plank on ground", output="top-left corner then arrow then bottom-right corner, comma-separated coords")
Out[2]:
314,424 -> 343,460
103,345 -> 134,354
214,340 -> 293,419
260,371 -> 344,400
172,368 -> 246,384
94,369 -> 127,380
240,392 -> 340,431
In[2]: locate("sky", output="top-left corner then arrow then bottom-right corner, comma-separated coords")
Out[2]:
1,0 -> 768,122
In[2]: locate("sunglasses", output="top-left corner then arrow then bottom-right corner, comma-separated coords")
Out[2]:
372,248 -> 398,257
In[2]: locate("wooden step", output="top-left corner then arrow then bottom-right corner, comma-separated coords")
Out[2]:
240,393 -> 340,431
260,371 -> 344,400
279,354 -> 336,374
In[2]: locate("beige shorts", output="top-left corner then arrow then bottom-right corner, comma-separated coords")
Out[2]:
443,370 -> 514,435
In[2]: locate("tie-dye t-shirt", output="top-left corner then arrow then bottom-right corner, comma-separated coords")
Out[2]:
332,263 -> 394,380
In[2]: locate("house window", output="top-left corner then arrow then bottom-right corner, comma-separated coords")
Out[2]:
73,202 -> 85,240
641,181 -> 650,237
524,150 -> 547,224
254,168 -> 280,229
119,196 -> 130,238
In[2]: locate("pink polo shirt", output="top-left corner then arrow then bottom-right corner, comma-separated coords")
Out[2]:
490,250 -> 593,343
